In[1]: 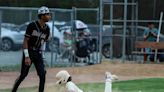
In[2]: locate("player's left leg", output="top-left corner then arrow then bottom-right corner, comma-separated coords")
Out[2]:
33,52 -> 46,92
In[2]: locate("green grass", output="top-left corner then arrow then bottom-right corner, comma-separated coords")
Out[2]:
1,78 -> 164,92
0,87 -> 37,92
0,64 -> 21,72
0,64 -> 36,72
113,78 -> 164,92
77,78 -> 164,92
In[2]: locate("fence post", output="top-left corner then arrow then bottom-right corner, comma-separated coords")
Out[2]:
50,12 -> 55,67
122,0 -> 128,62
109,0 -> 113,59
0,11 -> 2,51
99,0 -> 104,63
29,10 -> 32,21
71,7 -> 76,67
154,12 -> 163,63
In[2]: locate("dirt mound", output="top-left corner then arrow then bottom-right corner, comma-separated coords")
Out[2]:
1,60 -> 164,89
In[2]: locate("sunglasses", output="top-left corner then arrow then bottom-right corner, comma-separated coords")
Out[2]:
43,13 -> 51,16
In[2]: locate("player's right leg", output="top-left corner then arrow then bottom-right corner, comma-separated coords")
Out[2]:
11,53 -> 31,92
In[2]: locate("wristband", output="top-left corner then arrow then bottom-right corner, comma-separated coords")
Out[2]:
24,49 -> 29,57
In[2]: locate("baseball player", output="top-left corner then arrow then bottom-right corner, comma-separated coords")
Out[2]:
12,6 -> 51,92
56,70 -> 83,92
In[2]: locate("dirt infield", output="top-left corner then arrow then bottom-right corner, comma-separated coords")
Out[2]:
1,60 -> 164,89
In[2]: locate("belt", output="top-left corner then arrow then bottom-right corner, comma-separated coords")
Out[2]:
29,47 -> 40,51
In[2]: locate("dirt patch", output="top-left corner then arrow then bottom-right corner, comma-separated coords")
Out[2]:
1,60 -> 164,89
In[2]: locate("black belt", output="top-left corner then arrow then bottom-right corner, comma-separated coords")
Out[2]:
29,47 -> 41,51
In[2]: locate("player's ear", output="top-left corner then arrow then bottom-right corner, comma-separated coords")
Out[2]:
67,76 -> 72,82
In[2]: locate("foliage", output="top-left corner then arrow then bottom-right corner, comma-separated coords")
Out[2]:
0,0 -> 163,21
0,0 -> 99,8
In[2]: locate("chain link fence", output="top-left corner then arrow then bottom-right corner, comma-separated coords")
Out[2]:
0,3 -> 164,67
101,0 -> 164,63
0,7 -> 101,67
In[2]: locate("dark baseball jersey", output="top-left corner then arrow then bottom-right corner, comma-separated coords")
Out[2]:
25,21 -> 50,50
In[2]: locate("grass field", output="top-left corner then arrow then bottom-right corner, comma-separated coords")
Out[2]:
1,78 -> 164,92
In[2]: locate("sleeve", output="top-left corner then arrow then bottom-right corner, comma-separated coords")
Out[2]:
143,29 -> 149,37
24,23 -> 33,38
154,28 -> 158,35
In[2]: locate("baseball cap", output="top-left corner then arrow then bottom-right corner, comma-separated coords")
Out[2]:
75,20 -> 88,29
38,6 -> 50,15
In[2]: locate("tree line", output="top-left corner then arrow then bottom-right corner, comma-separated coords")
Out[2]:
0,0 -> 164,19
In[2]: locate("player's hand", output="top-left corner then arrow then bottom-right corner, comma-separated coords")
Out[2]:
25,57 -> 31,66
149,32 -> 157,38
